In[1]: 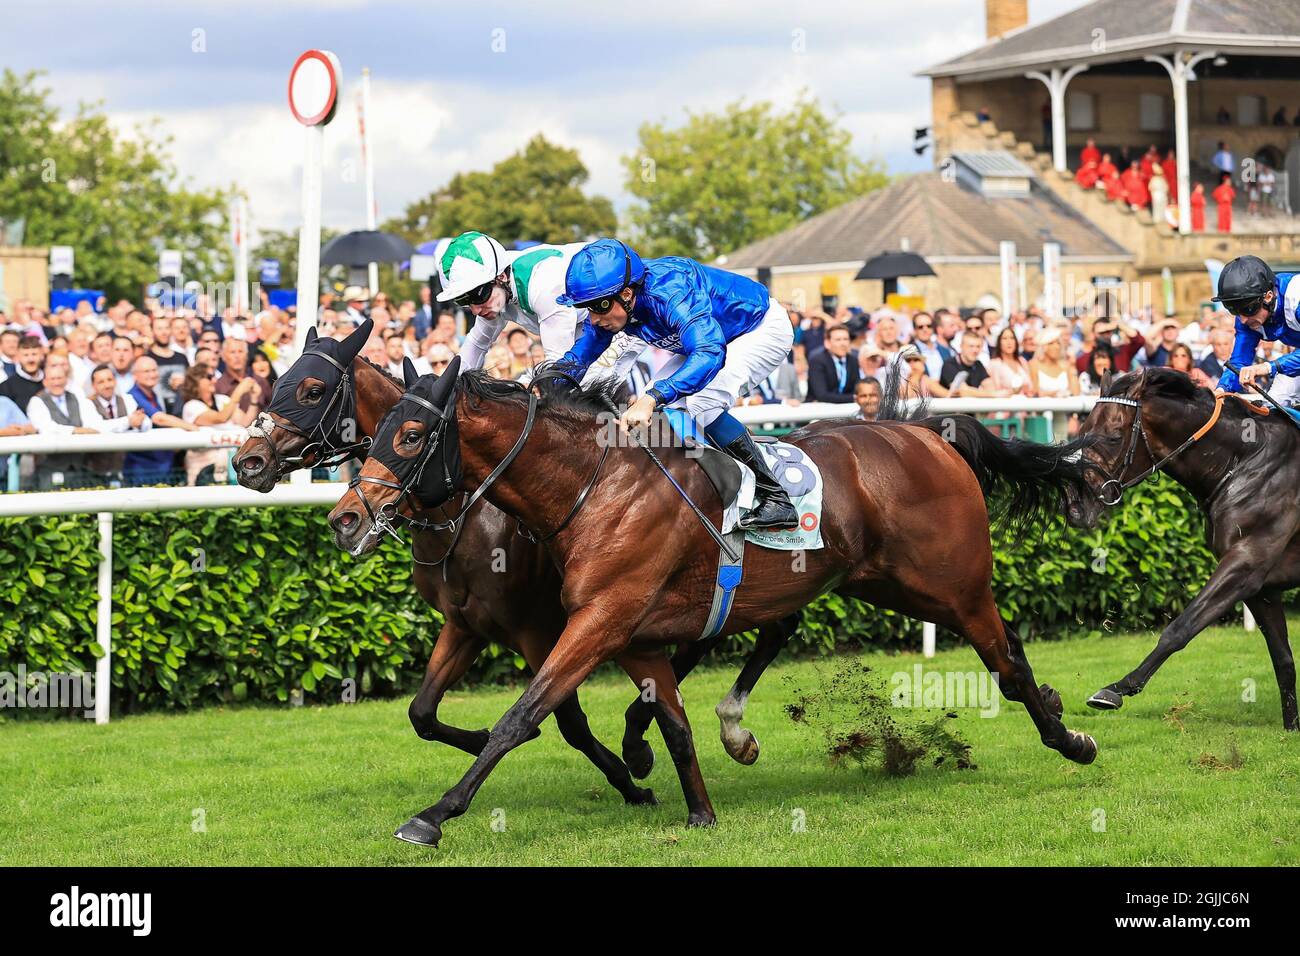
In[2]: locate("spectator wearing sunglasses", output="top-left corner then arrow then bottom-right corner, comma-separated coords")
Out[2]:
1214,255 -> 1300,392
436,230 -> 621,377
908,311 -> 951,379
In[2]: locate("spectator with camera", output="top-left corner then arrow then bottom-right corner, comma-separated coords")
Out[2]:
1076,315 -> 1143,373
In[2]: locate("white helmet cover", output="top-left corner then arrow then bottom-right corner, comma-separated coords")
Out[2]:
436,231 -> 508,302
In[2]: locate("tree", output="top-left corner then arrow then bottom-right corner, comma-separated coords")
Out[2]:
251,226 -> 340,294
622,94 -> 889,260
0,69 -> 232,303
385,135 -> 616,249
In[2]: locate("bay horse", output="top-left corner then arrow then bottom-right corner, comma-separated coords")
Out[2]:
1065,367 -> 1299,730
232,321 -> 656,806
328,359 -> 1101,847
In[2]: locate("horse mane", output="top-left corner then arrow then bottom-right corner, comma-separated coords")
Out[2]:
457,363 -> 623,426
1109,366 -> 1209,405
357,355 -> 406,392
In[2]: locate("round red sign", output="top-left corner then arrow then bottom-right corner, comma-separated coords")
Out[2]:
288,50 -> 340,127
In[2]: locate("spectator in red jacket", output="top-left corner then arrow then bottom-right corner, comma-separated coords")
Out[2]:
1213,172 -> 1236,232
1080,138 -> 1101,168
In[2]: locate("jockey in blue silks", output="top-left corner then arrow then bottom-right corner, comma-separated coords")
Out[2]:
554,238 -> 799,531
1214,254 -> 1300,393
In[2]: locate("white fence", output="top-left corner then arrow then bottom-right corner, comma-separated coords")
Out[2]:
0,397 -> 1107,723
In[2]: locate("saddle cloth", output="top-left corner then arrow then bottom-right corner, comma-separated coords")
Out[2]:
660,408 -> 824,551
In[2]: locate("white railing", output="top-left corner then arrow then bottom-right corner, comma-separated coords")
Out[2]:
0,396 -> 1109,722
0,397 -> 1102,457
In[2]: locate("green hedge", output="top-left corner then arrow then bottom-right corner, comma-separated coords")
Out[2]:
0,477 -> 1221,713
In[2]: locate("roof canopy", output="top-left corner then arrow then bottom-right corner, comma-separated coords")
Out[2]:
721,172 -> 1130,271
920,0 -> 1300,81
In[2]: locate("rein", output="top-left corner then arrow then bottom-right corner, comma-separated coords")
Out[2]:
349,387 -> 610,580
1091,392 -> 1224,506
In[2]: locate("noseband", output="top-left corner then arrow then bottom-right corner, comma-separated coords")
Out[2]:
249,351 -> 371,475
1090,392 -> 1224,506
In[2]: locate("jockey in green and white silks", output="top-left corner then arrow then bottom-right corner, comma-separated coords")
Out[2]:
437,231 -> 633,381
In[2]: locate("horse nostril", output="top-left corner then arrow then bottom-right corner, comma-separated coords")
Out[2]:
333,511 -> 358,532
239,454 -> 264,475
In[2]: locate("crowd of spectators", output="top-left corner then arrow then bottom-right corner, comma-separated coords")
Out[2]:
1072,135 -> 1281,232
0,279 -> 1285,492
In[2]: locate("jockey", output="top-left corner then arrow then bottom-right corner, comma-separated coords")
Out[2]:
436,231 -> 605,372
1213,255 -> 1300,391
554,238 -> 798,531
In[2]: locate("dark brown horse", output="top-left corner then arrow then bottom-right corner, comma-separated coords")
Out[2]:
1065,367 -> 1299,730
232,323 -> 655,805
328,361 -> 1101,846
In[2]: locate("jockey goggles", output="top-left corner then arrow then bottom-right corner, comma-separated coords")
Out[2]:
451,280 -> 497,308
1224,295 -> 1266,318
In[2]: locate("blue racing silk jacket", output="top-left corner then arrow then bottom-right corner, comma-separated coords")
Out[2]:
557,256 -> 771,405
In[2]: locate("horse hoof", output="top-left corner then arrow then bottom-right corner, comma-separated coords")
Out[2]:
687,810 -> 717,828
727,731 -> 761,766
1064,731 -> 1098,765
624,741 -> 655,780
1086,688 -> 1123,711
1039,684 -> 1063,719
393,816 -> 441,847
625,787 -> 658,807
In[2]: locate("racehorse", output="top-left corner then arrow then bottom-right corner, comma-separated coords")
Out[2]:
327,359 -> 1102,847
231,322 -> 656,806
1065,367 -> 1299,730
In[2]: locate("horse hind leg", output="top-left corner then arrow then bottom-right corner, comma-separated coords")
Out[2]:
717,614 -> 799,765
942,591 -> 1096,764
1246,589 -> 1299,731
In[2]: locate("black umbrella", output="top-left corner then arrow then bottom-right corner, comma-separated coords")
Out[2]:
855,251 -> 936,299
320,230 -> 416,267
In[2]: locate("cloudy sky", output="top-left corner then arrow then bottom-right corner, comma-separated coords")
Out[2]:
3,0 -> 1084,240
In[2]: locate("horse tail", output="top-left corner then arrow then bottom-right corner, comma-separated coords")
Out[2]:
916,414 -> 1098,531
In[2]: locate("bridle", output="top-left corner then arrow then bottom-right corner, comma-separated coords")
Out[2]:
347,381 -> 610,578
248,350 -> 371,475
1089,390 -> 1224,506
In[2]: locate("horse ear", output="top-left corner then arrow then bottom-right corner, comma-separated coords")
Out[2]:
429,355 -> 461,407
403,356 -> 420,389
305,325 -> 319,346
337,317 -> 374,364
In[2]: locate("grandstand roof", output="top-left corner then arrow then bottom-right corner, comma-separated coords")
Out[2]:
720,172 -> 1131,271
920,0 -> 1300,81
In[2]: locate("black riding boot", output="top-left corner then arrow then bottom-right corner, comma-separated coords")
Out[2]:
722,432 -> 799,531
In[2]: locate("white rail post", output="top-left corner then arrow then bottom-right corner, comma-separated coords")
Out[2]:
1244,605 -> 1256,632
923,621 -> 936,658
94,511 -> 113,725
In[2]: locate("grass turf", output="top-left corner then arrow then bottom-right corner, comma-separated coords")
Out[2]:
2,624 -> 1298,866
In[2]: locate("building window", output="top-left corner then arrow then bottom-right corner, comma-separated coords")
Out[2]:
1067,91 -> 1096,131
1139,93 -> 1168,131
1237,95 -> 1263,126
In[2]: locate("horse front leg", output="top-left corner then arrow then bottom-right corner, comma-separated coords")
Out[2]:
1088,547 -> 1267,711
394,607 -> 633,847
622,633 -> 724,778
407,619 -> 494,755
617,646 -> 716,828
513,630 -> 656,806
